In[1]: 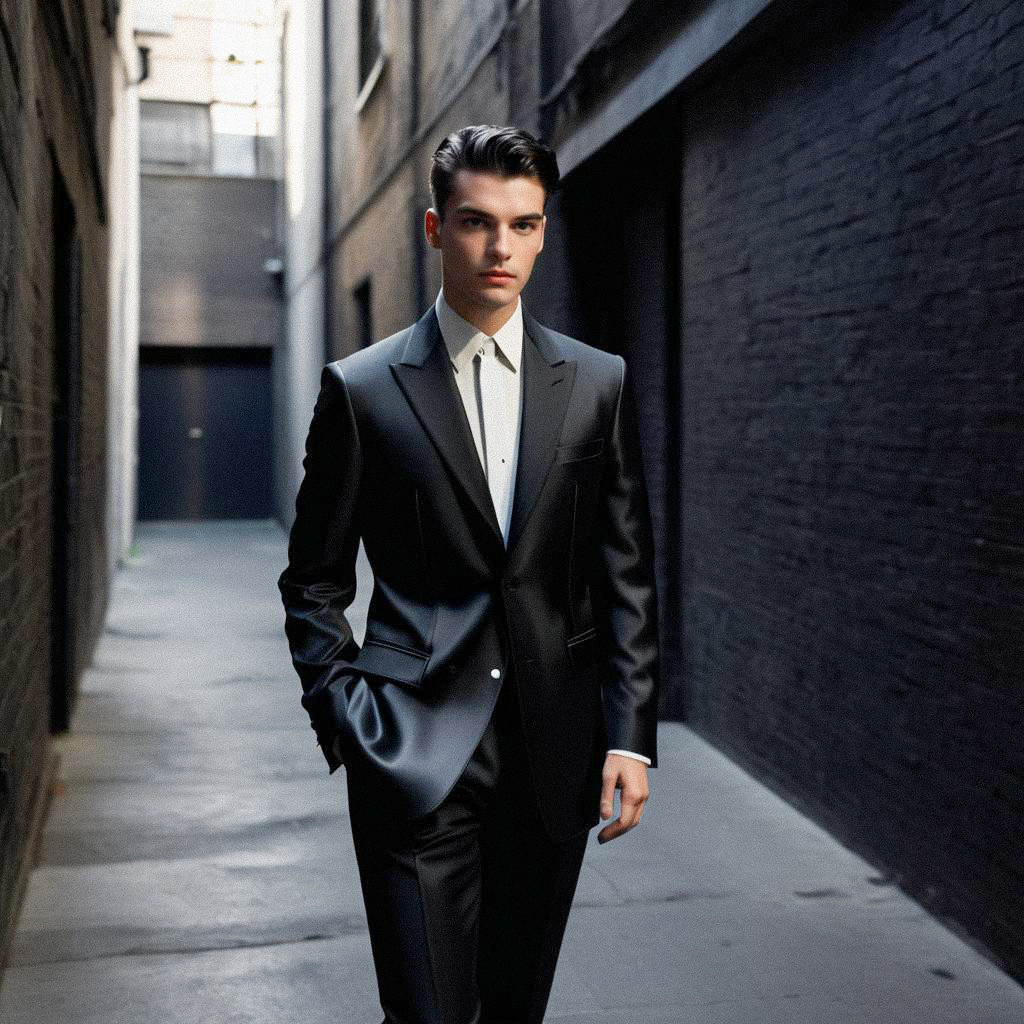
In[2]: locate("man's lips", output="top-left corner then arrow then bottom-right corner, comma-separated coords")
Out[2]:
480,271 -> 514,279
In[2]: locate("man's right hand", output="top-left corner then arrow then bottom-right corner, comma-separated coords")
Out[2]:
596,753 -> 649,843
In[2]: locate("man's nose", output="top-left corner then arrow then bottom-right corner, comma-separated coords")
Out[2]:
488,229 -> 513,259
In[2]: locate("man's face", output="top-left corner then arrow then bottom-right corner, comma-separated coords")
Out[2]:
425,168 -> 546,315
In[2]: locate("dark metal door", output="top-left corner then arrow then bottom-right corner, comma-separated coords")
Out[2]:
50,156 -> 82,733
137,347 -> 272,519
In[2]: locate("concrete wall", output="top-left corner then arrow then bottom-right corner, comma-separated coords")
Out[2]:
0,0 -> 117,975
136,0 -> 282,159
276,0 -> 327,523
106,1 -> 143,571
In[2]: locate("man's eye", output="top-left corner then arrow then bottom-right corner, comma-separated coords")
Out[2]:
464,217 -> 482,226
515,222 -> 534,230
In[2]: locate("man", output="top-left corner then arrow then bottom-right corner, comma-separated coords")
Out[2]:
278,124 -> 659,1024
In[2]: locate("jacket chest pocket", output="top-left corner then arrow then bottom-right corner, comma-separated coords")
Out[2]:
555,436 -> 604,466
352,637 -> 431,688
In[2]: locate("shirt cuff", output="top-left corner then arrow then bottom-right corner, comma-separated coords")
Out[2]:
607,748 -> 652,766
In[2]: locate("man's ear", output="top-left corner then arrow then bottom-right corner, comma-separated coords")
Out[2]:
425,207 -> 446,249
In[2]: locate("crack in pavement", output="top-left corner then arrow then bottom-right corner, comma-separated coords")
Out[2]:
10,918 -> 371,968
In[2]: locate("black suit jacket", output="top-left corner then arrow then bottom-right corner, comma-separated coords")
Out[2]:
277,302 -> 659,841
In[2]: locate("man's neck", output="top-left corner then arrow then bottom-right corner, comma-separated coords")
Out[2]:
442,285 -> 519,337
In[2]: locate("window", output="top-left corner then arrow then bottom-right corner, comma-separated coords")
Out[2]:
355,0 -> 387,112
140,101 -> 212,171
102,0 -> 120,37
359,0 -> 382,88
140,100 -> 279,178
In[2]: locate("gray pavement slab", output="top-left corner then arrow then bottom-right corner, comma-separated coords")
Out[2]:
1,519 -> 1022,1023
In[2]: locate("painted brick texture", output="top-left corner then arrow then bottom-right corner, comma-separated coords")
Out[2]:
0,0 -> 112,972
682,0 -> 1024,979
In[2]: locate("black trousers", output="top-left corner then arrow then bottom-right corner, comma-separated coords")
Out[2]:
345,661 -> 591,1024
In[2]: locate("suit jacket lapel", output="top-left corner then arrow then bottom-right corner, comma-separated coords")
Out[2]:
389,302 -> 576,563
506,306 -> 576,555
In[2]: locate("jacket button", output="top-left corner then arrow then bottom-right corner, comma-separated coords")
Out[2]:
490,668 -> 501,679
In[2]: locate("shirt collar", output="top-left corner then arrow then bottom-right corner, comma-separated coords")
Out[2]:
434,286 -> 523,375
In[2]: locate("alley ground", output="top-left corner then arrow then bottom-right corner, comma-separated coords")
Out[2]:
1,521 -> 1022,1023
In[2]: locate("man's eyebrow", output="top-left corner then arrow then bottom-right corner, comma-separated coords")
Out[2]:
454,206 -> 544,222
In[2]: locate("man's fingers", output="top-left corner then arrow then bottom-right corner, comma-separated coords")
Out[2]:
597,788 -> 649,842
598,815 -> 625,842
600,773 -> 618,819
620,793 -> 643,828
598,812 -> 632,842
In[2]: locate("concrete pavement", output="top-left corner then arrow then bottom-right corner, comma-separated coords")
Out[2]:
1,520 -> 1022,1023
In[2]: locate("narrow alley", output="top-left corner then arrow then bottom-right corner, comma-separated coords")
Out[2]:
1,522 -> 1021,1023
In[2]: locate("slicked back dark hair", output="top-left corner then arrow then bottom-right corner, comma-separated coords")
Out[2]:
429,124 -> 560,221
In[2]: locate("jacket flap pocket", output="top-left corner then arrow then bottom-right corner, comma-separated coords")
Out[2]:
353,638 -> 430,687
566,626 -> 599,675
555,437 -> 604,464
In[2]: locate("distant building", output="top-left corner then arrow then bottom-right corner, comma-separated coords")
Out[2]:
279,0 -> 1024,984
135,0 -> 283,520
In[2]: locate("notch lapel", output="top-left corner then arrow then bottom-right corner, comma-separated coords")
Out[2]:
389,303 -> 576,564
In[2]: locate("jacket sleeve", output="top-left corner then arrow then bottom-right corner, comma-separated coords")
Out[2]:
593,355 -> 660,767
277,363 -> 364,773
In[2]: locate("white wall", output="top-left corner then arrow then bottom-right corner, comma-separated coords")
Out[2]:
106,0 -> 142,569
275,0 -> 326,526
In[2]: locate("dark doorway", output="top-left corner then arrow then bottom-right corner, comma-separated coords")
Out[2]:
353,276 -> 373,350
50,155 -> 82,734
558,92 -> 685,717
137,347 -> 273,520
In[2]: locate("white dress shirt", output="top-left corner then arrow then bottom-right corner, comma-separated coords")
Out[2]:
435,286 -> 652,768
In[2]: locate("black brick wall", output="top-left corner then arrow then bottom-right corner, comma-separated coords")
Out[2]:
682,0 -> 1024,980
0,0 -> 112,973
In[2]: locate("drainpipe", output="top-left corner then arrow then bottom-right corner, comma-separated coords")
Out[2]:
321,0 -> 334,362
410,0 -> 425,314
